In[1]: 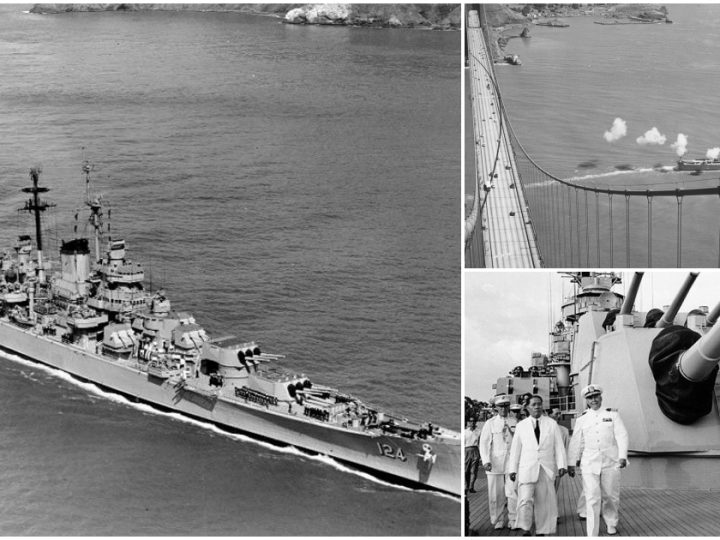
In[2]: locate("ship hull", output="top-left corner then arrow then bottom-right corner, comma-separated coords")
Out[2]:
0,321 -> 460,495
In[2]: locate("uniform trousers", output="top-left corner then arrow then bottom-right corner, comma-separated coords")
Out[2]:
582,466 -> 620,536
486,473 -> 517,527
465,447 -> 480,488
516,468 -> 557,535
577,488 -> 586,518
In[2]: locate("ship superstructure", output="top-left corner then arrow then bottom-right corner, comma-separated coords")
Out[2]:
0,165 -> 460,496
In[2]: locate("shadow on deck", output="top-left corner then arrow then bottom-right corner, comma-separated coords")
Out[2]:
465,471 -> 720,536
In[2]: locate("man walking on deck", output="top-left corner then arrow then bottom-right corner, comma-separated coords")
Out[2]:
509,395 -> 567,536
464,416 -> 482,493
479,395 -> 517,529
568,385 -> 629,536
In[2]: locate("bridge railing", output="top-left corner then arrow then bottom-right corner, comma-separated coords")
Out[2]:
466,6 -> 720,268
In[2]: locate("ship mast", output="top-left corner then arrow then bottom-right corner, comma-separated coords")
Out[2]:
20,167 -> 55,283
83,160 -> 104,264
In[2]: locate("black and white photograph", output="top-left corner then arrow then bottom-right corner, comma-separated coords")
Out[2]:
465,4 -> 720,269
0,3 -> 461,535
464,271 -> 720,535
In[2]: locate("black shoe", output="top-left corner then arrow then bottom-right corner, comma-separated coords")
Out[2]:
469,488 -> 476,493
578,515 -> 587,521
522,531 -> 531,536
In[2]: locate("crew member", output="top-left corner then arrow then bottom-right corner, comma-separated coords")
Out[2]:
568,385 -> 629,536
464,416 -> 482,493
508,395 -> 567,536
510,403 -> 523,422
479,394 -> 517,529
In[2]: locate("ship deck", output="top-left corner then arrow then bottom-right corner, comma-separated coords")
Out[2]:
466,472 -> 720,536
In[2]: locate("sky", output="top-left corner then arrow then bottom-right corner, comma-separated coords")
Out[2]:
464,270 -> 720,401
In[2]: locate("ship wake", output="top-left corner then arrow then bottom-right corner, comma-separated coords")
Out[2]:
565,167 -> 672,183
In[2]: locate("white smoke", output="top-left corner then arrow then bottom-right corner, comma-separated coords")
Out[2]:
636,127 -> 666,145
603,118 -> 627,143
706,147 -> 720,160
671,134 -> 688,157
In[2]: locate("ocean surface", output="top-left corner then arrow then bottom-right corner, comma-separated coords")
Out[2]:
469,4 -> 720,267
0,5 -> 460,535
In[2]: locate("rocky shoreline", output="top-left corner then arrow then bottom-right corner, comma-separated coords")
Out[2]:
484,4 -> 669,62
30,4 -> 461,30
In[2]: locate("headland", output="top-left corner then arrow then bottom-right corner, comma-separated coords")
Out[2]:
30,4 -> 460,30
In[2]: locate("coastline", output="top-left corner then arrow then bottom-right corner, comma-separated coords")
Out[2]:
30,4 -> 461,30
485,4 -> 669,62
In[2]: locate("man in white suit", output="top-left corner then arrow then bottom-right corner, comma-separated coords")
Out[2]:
509,395 -> 567,536
479,394 -> 517,529
568,384 -> 628,536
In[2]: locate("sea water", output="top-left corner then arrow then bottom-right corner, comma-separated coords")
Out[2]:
0,6 -> 460,535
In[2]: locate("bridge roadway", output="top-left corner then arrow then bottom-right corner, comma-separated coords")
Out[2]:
466,10 -> 542,268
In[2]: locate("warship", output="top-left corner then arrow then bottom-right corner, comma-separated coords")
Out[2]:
0,165 -> 461,496
492,272 -> 720,489
676,157 -> 720,172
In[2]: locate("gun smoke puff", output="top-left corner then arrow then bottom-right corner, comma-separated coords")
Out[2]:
603,117 -> 627,143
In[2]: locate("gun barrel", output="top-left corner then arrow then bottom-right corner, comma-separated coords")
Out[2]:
706,301 -> 720,327
656,272 -> 699,328
619,272 -> 644,315
679,321 -> 720,382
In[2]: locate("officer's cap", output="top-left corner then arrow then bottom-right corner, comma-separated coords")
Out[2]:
509,404 -> 522,412
582,384 -> 603,398
494,394 -> 510,406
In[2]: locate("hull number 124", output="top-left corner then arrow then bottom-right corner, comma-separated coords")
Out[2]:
377,442 -> 407,462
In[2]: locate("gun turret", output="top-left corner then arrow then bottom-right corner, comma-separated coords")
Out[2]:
649,320 -> 720,425
656,272 -> 699,328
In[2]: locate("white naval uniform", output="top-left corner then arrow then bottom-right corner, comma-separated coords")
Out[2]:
569,408 -> 629,537
479,415 -> 517,528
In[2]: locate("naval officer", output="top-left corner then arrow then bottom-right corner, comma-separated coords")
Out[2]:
568,384 -> 629,536
479,394 -> 517,529
508,395 -> 567,536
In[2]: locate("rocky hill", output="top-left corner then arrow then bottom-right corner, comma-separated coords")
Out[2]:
30,4 -> 460,29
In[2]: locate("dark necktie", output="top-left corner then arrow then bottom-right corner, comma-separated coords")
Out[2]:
534,419 -> 540,443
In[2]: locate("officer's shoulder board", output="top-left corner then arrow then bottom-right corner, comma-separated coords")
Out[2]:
605,408 -> 618,412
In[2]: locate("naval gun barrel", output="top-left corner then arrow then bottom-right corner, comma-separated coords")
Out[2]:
619,272 -> 644,315
705,301 -> 720,327
679,320 -> 720,382
656,272 -> 699,328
